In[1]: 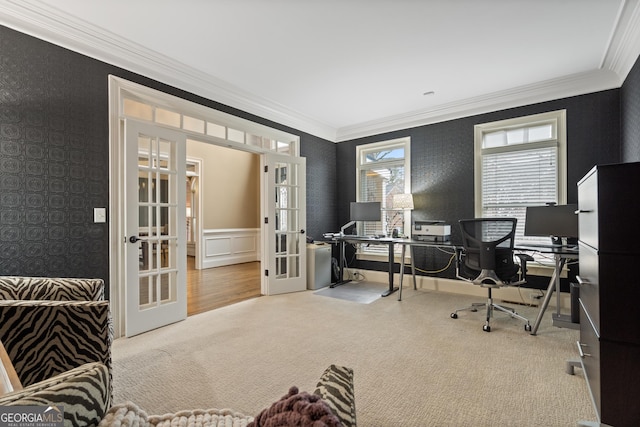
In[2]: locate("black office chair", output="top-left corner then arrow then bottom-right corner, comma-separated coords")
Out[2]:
451,218 -> 533,332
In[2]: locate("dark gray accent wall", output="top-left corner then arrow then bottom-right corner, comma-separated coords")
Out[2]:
337,90 -> 621,281
0,26 -> 110,280
0,25 -> 336,290
621,55 -> 640,162
300,134 -> 338,242
0,23 -> 634,290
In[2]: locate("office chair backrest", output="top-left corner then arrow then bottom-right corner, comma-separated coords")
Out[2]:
459,218 -> 518,280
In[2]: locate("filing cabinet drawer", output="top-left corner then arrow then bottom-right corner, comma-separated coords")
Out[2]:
578,300 -> 601,420
598,252 -> 640,345
577,167 -> 598,249
577,242 -> 599,333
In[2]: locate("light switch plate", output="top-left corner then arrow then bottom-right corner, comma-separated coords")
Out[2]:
94,207 -> 106,223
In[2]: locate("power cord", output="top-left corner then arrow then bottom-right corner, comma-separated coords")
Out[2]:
410,251 -> 456,274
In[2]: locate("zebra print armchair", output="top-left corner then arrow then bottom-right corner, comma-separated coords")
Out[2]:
0,276 -> 112,402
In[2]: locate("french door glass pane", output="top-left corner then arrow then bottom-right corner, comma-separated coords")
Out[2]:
137,132 -> 178,308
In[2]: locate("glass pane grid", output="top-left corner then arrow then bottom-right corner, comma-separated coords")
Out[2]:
124,97 -> 299,157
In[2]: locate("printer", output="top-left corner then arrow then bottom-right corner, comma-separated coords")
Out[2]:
412,221 -> 451,242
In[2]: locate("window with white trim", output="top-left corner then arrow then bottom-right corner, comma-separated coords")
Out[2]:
356,137 -> 411,254
474,110 -> 567,244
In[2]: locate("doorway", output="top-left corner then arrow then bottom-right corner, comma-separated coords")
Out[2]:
109,76 -> 304,338
185,143 -> 262,316
187,258 -> 260,316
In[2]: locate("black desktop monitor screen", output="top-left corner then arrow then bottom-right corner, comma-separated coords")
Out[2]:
524,204 -> 578,238
350,202 -> 381,222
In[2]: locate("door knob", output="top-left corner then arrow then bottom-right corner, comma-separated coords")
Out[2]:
129,236 -> 141,243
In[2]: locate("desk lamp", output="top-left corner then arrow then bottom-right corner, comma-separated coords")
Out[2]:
390,193 -> 414,237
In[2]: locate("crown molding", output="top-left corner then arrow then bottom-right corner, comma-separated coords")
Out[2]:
337,2 -> 640,142
335,69 -> 622,142
601,0 -> 640,80
1,0 -> 639,143
0,0 -> 338,141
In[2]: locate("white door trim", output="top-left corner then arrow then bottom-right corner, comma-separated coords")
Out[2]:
108,76 -> 302,338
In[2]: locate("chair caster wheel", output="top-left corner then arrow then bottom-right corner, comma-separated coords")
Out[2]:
483,325 -> 491,332
524,324 -> 532,332
450,313 -> 458,319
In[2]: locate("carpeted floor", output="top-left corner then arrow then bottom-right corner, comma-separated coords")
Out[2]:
111,284 -> 596,426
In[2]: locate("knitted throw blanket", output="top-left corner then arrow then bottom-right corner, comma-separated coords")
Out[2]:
249,386 -> 342,427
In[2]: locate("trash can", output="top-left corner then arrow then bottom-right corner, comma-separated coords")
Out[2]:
307,242 -> 331,290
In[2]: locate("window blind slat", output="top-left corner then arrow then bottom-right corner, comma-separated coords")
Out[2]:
482,147 -> 557,210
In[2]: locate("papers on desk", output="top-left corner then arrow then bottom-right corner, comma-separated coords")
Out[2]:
323,233 -> 392,240
323,233 -> 342,238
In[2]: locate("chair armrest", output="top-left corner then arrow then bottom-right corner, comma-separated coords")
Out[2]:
515,253 -> 535,280
0,300 -> 112,399
0,276 -> 105,301
313,365 -> 357,427
0,362 -> 110,427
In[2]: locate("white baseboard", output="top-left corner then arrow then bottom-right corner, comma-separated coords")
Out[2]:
360,269 -> 571,310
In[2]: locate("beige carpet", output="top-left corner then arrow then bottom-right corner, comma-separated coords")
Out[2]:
111,285 -> 596,426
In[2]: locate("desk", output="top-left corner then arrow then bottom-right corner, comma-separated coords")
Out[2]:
395,239 -> 459,301
330,236 -> 398,297
329,236 -> 459,298
515,244 -> 579,335
329,236 -> 578,331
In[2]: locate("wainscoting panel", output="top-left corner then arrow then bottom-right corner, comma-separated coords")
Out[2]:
202,229 -> 260,269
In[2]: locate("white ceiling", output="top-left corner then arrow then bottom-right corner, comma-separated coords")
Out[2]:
2,0 -> 640,142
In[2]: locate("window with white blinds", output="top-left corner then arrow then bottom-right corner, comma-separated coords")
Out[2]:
475,110 -> 567,244
356,138 -> 411,254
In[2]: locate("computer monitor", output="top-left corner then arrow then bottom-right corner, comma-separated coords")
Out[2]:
524,204 -> 578,239
349,202 -> 381,222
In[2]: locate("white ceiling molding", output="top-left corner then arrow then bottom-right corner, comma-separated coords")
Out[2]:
336,69 -> 621,142
601,0 -> 640,79
1,0 -> 639,143
0,0 -> 337,141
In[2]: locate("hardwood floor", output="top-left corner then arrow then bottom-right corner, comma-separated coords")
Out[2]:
186,256 -> 261,316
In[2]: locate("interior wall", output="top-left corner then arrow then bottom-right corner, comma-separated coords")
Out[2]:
1,22 -> 635,292
186,141 -> 259,229
621,55 -> 640,162
337,89 -> 622,285
0,26 -> 110,280
0,25 -> 337,292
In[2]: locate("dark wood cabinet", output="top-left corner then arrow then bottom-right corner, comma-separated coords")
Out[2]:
577,162 -> 640,427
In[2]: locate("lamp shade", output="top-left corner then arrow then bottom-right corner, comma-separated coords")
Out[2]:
392,193 -> 414,210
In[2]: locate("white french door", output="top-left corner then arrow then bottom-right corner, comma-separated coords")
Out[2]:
124,120 -> 187,336
262,153 -> 307,295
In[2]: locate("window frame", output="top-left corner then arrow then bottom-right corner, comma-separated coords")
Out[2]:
356,137 -> 411,256
474,110 -> 567,245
